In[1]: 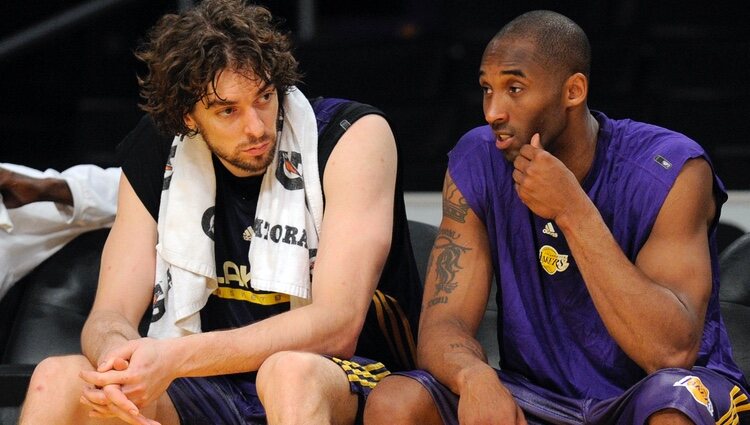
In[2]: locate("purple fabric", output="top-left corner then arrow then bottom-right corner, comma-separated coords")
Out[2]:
446,111 -> 745,399
167,355 -> 381,424
396,367 -> 748,424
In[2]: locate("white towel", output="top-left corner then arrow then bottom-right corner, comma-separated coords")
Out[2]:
148,87 -> 322,338
248,88 -> 322,299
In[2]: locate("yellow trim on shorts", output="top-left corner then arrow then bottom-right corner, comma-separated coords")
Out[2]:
716,385 -> 750,425
331,357 -> 391,389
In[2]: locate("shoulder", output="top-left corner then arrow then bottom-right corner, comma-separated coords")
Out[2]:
600,112 -> 705,165
311,97 -> 386,137
598,112 -> 709,188
448,125 -> 506,179
314,97 -> 393,178
116,115 -> 170,159
448,125 -> 496,165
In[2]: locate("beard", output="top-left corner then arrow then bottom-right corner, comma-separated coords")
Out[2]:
200,129 -> 277,176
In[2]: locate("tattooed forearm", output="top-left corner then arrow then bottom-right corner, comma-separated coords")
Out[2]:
443,178 -> 470,223
448,341 -> 486,360
426,229 -> 471,309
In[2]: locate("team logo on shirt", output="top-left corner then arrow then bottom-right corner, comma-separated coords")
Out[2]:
275,150 -> 304,190
538,245 -> 569,275
674,376 -> 714,415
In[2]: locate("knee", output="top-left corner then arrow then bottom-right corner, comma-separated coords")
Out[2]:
365,375 -> 433,425
28,355 -> 90,395
256,351 -> 321,394
647,409 -> 693,425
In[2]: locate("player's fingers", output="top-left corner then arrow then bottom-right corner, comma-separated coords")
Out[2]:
530,133 -> 542,149
103,384 -> 140,417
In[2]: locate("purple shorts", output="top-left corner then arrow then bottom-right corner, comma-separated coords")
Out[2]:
396,366 -> 749,424
166,355 -> 388,425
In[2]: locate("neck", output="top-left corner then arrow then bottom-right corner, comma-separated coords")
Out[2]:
558,109 -> 599,183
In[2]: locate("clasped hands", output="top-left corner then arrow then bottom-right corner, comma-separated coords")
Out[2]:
78,338 -> 171,425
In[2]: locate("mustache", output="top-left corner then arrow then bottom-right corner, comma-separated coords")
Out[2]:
490,121 -> 509,133
238,134 -> 274,148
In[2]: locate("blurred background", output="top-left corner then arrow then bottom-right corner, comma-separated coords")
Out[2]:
1,0 -> 749,192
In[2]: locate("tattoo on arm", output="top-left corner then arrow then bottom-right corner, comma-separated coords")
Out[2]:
448,341 -> 485,359
443,178 -> 470,223
426,229 -> 471,309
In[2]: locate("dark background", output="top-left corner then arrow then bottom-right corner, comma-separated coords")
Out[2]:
2,0 -> 749,191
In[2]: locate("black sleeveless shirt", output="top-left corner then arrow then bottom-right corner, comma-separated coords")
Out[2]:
118,98 -> 421,371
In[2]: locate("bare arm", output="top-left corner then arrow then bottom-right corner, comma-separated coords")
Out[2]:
88,114 -> 398,388
170,114 -> 396,373
80,173 -> 156,365
515,136 -> 715,372
418,172 -> 524,423
0,167 -> 73,208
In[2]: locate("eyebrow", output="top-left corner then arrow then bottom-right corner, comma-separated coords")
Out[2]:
204,82 -> 275,109
205,98 -> 235,109
479,68 -> 527,78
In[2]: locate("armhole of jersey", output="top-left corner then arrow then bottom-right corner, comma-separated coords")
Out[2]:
316,102 -> 385,205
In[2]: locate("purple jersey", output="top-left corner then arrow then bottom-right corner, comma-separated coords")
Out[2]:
448,111 -> 746,400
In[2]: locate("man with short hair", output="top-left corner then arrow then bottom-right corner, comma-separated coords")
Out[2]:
365,10 -> 749,425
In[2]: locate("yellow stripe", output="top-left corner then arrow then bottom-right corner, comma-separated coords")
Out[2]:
213,287 -> 290,305
382,291 -> 418,367
734,393 -> 748,405
331,357 -> 391,388
375,290 -> 417,369
372,292 -> 399,364
375,290 -> 409,368
363,362 -> 388,372
716,386 -> 750,425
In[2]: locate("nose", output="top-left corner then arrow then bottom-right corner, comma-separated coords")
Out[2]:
483,94 -> 509,126
243,107 -> 265,138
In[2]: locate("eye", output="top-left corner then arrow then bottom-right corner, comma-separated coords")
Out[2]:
481,85 -> 493,95
258,90 -> 275,104
218,107 -> 236,116
508,86 -> 523,94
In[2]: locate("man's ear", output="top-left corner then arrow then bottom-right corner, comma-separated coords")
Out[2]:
564,72 -> 588,108
184,113 -> 197,133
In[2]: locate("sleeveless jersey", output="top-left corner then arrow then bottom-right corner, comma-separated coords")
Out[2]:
118,98 -> 421,371
447,110 -> 746,399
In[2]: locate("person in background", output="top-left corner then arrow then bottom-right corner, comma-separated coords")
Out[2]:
0,164 -> 119,300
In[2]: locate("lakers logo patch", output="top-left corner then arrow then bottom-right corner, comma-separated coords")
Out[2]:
538,245 -> 569,275
674,376 -> 714,415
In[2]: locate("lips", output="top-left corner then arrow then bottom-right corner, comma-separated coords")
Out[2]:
495,134 -> 513,150
241,141 -> 270,156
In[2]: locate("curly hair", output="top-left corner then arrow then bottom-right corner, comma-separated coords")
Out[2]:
135,0 -> 301,136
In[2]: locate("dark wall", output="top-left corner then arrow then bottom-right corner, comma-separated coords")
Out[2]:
2,0 -> 749,191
